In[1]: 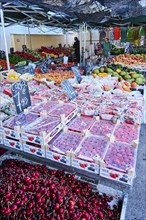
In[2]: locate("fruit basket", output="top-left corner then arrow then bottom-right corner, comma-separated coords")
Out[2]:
0,153 -> 128,220
21,116 -> 64,146
113,122 -> 140,147
72,135 -> 109,174
100,142 -> 137,185
46,131 -> 84,165
68,115 -> 95,133
90,119 -> 116,137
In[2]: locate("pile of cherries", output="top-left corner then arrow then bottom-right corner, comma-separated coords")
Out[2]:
0,159 -> 122,220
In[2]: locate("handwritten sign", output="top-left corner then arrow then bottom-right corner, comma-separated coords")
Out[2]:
39,63 -> 48,74
61,80 -> 77,100
39,56 -> 51,74
25,63 -> 36,75
71,66 -> 82,83
11,80 -> 31,114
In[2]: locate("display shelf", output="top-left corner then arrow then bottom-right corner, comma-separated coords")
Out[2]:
0,143 -> 131,193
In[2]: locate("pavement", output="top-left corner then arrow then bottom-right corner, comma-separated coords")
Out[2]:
125,124 -> 146,220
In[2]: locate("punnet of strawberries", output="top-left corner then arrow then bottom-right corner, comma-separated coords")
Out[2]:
0,159 -> 122,220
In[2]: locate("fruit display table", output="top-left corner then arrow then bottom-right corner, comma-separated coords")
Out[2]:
0,151 -> 128,220
0,72 -> 144,188
0,57 -> 146,220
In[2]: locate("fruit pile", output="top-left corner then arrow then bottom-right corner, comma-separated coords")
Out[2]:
14,51 -> 38,62
76,136 -> 108,161
8,54 -> 28,65
0,59 -> 14,69
0,158 -> 122,220
92,64 -> 145,87
35,69 -> 74,84
109,54 -> 146,66
68,116 -> 95,133
26,49 -> 43,60
5,70 -> 20,82
90,120 -> 115,137
103,142 -> 135,173
50,131 -> 83,153
24,116 -> 61,136
41,47 -> 75,58
113,123 -> 139,144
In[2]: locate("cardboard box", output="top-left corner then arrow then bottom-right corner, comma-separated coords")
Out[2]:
3,137 -> 23,151
46,149 -> 71,166
46,130 -> 84,166
71,157 -> 99,174
21,117 -> 64,145
100,167 -> 135,185
0,135 -> 3,145
100,142 -> 137,185
0,112 -> 39,140
23,142 -> 45,158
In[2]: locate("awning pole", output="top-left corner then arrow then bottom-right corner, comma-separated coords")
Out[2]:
79,25 -> 82,65
28,24 -> 32,50
0,3 -> 10,70
24,26 -> 26,45
65,31 -> 68,46
83,23 -> 86,66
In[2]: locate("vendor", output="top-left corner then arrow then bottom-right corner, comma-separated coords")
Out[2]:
73,37 -> 80,64
102,38 -> 112,60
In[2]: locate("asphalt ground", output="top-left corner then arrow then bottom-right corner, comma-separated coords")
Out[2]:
125,124 -> 146,220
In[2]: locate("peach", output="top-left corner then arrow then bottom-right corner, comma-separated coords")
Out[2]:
131,82 -> 137,88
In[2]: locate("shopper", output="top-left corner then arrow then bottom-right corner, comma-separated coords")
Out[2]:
73,37 -> 80,64
102,37 -> 112,60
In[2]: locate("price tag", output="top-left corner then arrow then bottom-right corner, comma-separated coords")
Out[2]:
39,63 -> 48,74
25,63 -> 36,75
39,56 -> 51,74
11,80 -> 31,114
71,66 -> 82,83
61,80 -> 77,100
45,55 -> 51,64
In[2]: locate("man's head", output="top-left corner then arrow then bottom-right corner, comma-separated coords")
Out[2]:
74,37 -> 78,41
105,37 -> 109,42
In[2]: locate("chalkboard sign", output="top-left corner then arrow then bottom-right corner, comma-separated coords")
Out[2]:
25,63 -> 36,75
39,63 -> 48,74
11,80 -> 31,114
71,66 -> 82,83
39,56 -> 51,74
61,80 -> 77,100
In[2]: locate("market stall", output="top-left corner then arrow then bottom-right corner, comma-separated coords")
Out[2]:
0,1 -> 146,220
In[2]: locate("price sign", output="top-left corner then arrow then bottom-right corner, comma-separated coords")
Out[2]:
25,63 -> 36,75
61,80 -> 77,100
39,63 -> 48,74
11,80 -> 31,114
45,55 -> 51,64
71,66 -> 82,83
39,56 -> 51,74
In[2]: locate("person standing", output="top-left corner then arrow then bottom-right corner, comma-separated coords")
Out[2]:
102,37 -> 112,60
73,37 -> 80,64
